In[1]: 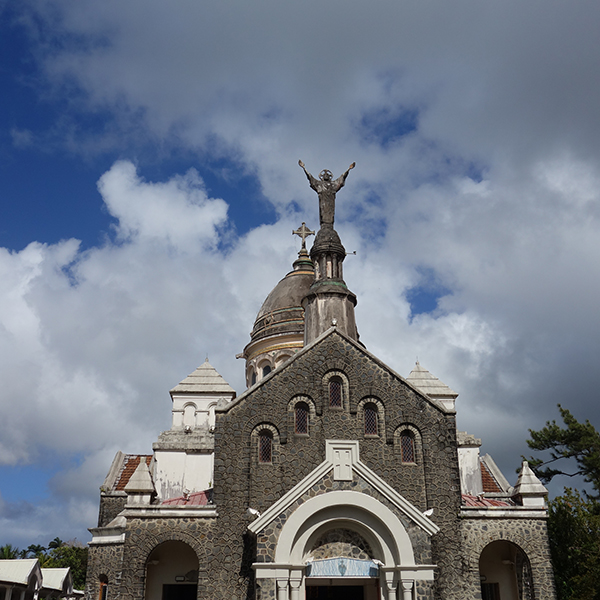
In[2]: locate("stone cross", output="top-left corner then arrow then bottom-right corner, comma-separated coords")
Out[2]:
292,222 -> 315,250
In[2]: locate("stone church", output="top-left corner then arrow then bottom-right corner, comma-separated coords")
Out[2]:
85,164 -> 556,600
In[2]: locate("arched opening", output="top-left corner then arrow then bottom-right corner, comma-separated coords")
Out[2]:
258,430 -> 273,463
479,540 -> 533,600
295,402 -> 309,435
145,541 -> 198,600
363,404 -> 378,436
400,431 -> 415,464
98,575 -> 109,600
329,377 -> 343,408
305,528 -> 379,600
253,490 -> 434,600
182,404 -> 196,429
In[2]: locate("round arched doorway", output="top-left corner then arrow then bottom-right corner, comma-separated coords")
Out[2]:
304,527 -> 380,600
145,540 -> 199,600
479,540 -> 533,600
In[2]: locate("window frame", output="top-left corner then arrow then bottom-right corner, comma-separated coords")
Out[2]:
294,402 -> 309,435
258,430 -> 273,464
400,430 -> 416,464
328,377 -> 343,409
363,403 -> 379,436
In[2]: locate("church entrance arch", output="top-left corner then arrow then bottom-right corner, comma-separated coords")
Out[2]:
254,491 -> 435,600
144,541 -> 198,600
304,528 -> 381,600
479,540 -> 533,600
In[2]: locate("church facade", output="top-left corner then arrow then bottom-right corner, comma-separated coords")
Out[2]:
85,167 -> 556,600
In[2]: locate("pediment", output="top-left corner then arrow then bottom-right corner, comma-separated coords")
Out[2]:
221,327 -> 452,415
248,440 -> 439,537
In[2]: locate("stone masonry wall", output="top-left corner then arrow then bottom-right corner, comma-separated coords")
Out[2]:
85,542 -> 124,600
213,332 -> 464,600
461,517 -> 556,600
255,470 -> 432,566
98,493 -> 127,527
117,517 -> 217,600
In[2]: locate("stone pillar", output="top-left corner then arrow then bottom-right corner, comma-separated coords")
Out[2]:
401,580 -> 414,600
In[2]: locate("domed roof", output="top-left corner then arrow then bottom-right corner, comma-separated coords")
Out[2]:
247,250 -> 314,349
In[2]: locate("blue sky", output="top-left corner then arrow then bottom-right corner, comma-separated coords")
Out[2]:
2,0 -> 600,547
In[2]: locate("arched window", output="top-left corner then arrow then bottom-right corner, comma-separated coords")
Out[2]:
258,430 -> 273,463
262,365 -> 272,378
400,430 -> 415,463
364,403 -> 378,436
329,377 -> 343,408
251,370 -> 257,386
295,402 -> 309,435
183,403 -> 196,429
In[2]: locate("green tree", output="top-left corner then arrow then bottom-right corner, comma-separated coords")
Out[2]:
527,404 -> 600,498
24,544 -> 47,559
47,543 -> 88,590
527,406 -> 600,600
48,537 -> 64,550
548,489 -> 600,600
0,544 -> 21,559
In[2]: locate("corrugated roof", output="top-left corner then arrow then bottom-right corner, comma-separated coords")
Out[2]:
40,568 -> 72,593
161,490 -> 211,506
114,455 -> 152,491
462,494 -> 512,507
0,559 -> 39,585
406,361 -> 457,398
170,359 -> 235,394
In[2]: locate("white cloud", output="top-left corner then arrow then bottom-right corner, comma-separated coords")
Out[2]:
3,0 -> 600,544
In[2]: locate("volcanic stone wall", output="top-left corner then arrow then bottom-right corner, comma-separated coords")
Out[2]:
212,331 -> 464,600
461,517 -> 556,600
97,493 -> 127,527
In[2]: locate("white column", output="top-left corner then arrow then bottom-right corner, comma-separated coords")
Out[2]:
384,572 -> 397,600
401,580 -> 414,600
289,578 -> 302,600
276,579 -> 289,600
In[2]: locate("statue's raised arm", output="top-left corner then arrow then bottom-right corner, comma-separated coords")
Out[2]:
332,162 -> 356,192
298,159 -> 320,192
298,160 -> 356,228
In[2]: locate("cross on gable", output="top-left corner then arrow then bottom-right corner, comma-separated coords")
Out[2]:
292,222 -> 315,250
326,440 -> 359,481
333,449 -> 353,481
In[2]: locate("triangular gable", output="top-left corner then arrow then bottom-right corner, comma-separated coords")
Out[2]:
170,358 -> 235,394
219,327 -> 451,415
248,440 -> 439,536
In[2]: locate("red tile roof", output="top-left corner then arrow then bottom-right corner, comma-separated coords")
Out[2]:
161,491 -> 211,506
462,494 -> 511,507
114,455 -> 152,491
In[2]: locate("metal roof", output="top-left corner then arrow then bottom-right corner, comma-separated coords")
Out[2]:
0,559 -> 40,586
